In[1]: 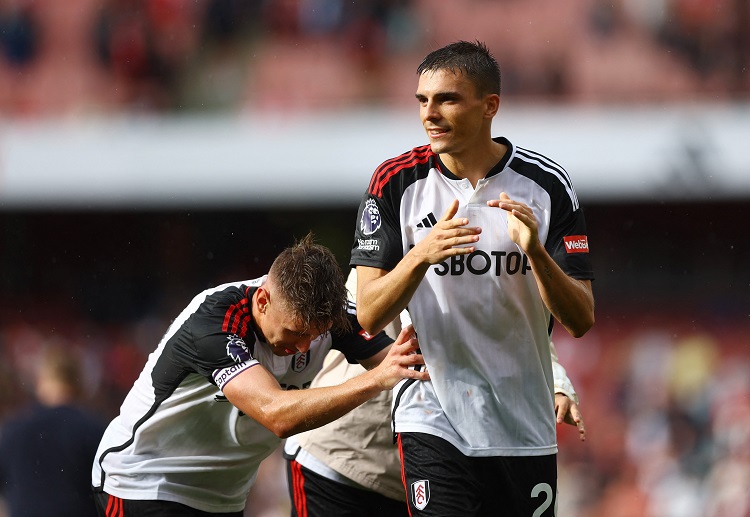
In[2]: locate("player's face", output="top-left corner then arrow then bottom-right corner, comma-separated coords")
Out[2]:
416,69 -> 491,157
256,290 -> 328,357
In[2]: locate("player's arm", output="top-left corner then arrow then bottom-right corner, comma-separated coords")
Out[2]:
488,192 -> 594,337
356,266 -> 420,336
551,341 -> 586,441
527,253 -> 593,338
221,331 -> 428,438
345,267 -> 407,371
357,199 -> 480,334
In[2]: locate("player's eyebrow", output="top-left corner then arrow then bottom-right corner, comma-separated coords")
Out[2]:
415,91 -> 461,102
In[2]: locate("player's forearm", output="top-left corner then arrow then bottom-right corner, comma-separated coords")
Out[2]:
357,281 -> 413,335
256,372 -> 383,438
527,249 -> 594,337
357,258 -> 429,334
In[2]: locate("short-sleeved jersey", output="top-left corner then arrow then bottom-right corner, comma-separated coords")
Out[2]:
350,137 -> 594,458
91,276 -> 391,513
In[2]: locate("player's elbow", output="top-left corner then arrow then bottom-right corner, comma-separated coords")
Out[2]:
569,312 -> 595,338
266,419 -> 298,439
356,309 -> 385,336
273,426 -> 296,440
569,325 -> 591,339
251,405 -> 300,438
567,288 -> 595,337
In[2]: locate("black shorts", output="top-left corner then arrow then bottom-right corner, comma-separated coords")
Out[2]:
398,433 -> 557,517
92,491 -> 243,517
286,459 -> 409,517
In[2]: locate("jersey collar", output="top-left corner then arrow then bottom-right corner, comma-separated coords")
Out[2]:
434,136 -> 514,181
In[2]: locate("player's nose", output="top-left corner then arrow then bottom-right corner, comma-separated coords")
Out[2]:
422,100 -> 441,121
296,338 -> 312,353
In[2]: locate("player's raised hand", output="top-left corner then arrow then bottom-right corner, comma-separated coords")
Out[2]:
374,326 -> 429,390
487,192 -> 540,253
411,199 -> 481,264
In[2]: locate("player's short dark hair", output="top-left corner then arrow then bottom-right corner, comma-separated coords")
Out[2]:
417,40 -> 501,97
268,232 -> 351,335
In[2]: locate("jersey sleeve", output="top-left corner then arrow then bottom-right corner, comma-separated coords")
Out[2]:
331,304 -> 393,363
194,328 -> 259,392
350,191 -> 403,271
545,184 -> 595,281
351,147 -> 434,271
550,341 -> 579,404
170,301 -> 259,393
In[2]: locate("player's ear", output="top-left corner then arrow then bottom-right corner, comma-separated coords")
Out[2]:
484,93 -> 500,119
256,287 -> 270,314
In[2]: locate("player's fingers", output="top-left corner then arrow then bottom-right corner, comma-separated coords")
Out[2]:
577,420 -> 587,441
566,402 -> 582,423
554,395 -> 569,422
404,352 -> 425,365
393,327 -> 409,345
393,326 -> 416,346
446,243 -> 475,256
409,368 -> 430,381
487,194 -> 518,211
448,231 -> 480,246
439,199 -> 461,222
567,404 -> 586,440
507,208 -> 535,230
396,336 -> 415,348
396,337 -> 421,354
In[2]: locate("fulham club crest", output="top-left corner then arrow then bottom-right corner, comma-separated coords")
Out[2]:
292,350 -> 311,373
411,480 -> 430,510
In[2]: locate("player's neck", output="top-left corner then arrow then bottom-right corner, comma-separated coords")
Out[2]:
441,140 -> 507,188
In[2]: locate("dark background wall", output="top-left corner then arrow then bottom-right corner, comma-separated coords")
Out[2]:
3,200 -> 747,326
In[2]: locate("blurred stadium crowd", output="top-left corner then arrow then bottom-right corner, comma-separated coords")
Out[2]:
1,1 -> 749,516
0,0 -> 749,115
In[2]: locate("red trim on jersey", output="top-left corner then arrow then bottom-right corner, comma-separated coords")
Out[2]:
369,146 -> 432,198
397,434 -> 415,517
222,298 -> 251,337
290,460 -> 308,517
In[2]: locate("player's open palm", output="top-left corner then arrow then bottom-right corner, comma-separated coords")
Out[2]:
413,199 -> 481,264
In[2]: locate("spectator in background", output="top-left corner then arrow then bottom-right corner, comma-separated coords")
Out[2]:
92,0 -> 201,111
0,0 -> 38,68
0,345 -> 106,517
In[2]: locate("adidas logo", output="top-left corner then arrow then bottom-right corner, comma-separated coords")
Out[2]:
416,212 -> 438,228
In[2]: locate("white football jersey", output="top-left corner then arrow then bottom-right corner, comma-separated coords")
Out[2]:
92,277 -> 391,512
351,137 -> 594,457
